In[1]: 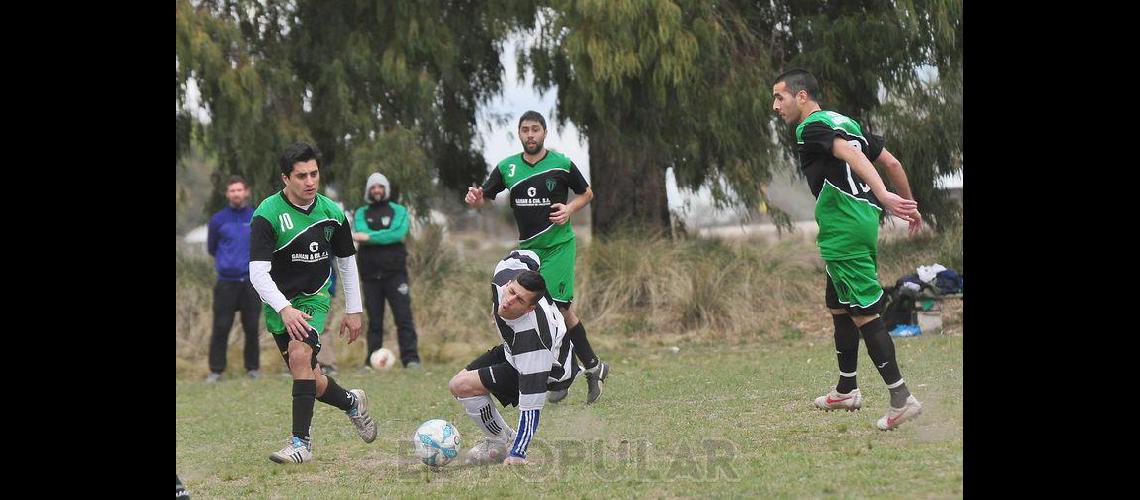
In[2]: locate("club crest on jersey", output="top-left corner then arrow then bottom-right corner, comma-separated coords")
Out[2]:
324,226 -> 334,241
546,179 -> 556,192
381,216 -> 391,226
527,186 -> 537,197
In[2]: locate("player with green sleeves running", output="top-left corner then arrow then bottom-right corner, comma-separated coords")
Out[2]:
465,110 -> 611,405
248,142 -> 378,464
772,69 -> 926,431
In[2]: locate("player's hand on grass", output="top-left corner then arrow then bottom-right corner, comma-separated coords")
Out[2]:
281,306 -> 313,341
465,186 -> 484,207
879,191 -> 919,223
341,312 -> 363,344
548,203 -> 570,224
503,455 -> 528,465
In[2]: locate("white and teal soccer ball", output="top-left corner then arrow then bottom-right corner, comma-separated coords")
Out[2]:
413,419 -> 462,466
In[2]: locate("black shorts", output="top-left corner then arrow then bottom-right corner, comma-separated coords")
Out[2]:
467,345 -> 521,407
550,296 -> 572,310
273,328 -> 322,370
826,274 -> 885,317
466,345 -> 580,407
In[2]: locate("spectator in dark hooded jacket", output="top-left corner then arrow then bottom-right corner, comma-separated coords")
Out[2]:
352,172 -> 421,369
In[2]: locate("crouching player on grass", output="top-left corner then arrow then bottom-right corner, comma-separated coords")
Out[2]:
447,250 -> 579,464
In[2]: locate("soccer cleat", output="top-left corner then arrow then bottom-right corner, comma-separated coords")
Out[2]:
205,372 -> 221,384
319,365 -> 338,376
584,362 -> 610,404
814,387 -> 863,411
465,436 -> 510,465
547,388 -> 568,403
269,436 -> 312,464
503,455 -> 528,465
405,361 -> 422,370
347,389 -> 378,443
247,370 -> 261,379
877,395 -> 923,431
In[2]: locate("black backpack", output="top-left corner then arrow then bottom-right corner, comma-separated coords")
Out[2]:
881,274 -> 937,330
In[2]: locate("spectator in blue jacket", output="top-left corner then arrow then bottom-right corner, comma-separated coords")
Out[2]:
206,175 -> 262,382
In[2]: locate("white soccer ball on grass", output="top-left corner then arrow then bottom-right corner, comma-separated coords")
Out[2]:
369,348 -> 396,370
412,419 -> 462,466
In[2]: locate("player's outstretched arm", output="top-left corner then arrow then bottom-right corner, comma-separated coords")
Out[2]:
874,149 -> 923,234
831,137 -> 918,223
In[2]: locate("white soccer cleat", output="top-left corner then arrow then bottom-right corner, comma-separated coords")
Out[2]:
876,395 -> 923,431
347,389 -> 378,443
503,455 -> 528,465
464,436 -> 510,465
269,436 -> 312,464
814,387 -> 863,411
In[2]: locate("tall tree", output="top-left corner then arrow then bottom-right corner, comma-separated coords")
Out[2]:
177,0 -> 309,211
177,0 -> 535,216
768,0 -> 963,227
526,1 -> 783,236
526,0 -> 963,235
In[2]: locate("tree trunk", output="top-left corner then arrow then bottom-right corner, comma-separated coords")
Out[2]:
587,129 -> 670,238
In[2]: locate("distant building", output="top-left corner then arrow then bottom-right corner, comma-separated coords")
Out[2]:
935,170 -> 963,207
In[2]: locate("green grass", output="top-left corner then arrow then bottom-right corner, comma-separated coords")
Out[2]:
176,335 -> 963,498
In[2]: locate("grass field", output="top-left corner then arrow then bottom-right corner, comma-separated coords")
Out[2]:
176,333 -> 963,498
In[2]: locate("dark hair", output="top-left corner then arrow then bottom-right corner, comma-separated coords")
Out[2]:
514,270 -> 547,305
225,175 -> 248,189
517,110 -> 546,131
279,142 -> 322,176
773,69 -> 820,102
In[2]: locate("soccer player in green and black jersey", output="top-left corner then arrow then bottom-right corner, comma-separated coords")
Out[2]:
465,111 -> 611,405
249,142 -> 378,463
772,69 -> 924,431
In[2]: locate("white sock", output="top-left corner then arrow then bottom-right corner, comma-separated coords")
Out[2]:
457,395 -> 514,440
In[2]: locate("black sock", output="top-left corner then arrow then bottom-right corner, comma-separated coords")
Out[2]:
566,322 -> 599,369
292,380 -> 317,440
316,376 -> 355,412
887,382 -> 911,408
858,317 -> 911,407
833,314 -> 860,394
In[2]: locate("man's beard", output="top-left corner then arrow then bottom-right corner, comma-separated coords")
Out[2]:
523,141 -> 543,155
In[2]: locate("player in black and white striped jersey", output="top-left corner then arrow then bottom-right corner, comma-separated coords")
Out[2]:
447,250 -> 579,465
